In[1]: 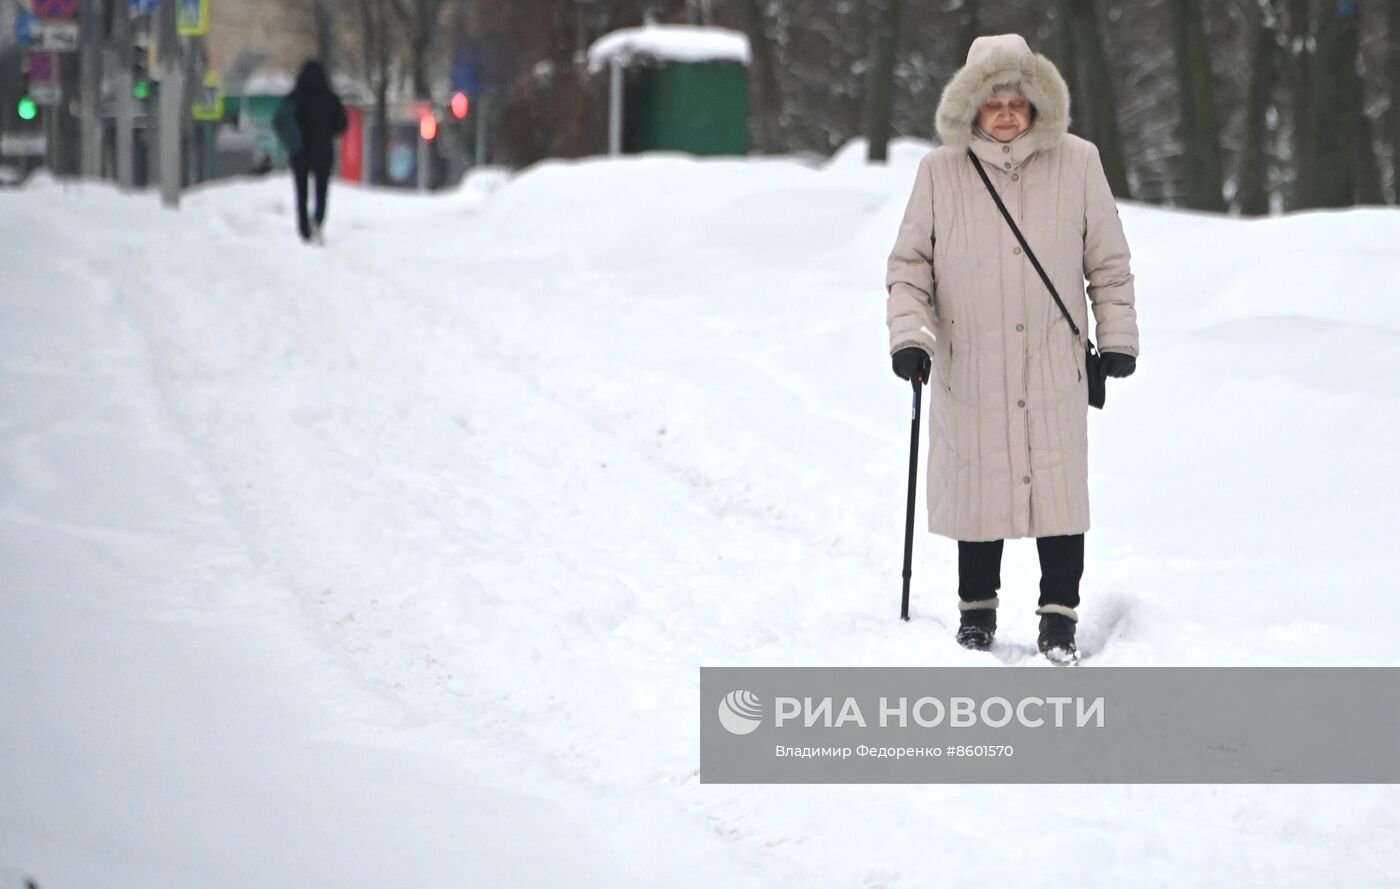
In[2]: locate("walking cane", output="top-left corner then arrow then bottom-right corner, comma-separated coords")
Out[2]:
900,375 -> 922,621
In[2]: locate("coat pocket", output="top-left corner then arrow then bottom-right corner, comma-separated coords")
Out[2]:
932,337 -> 955,396
939,335 -> 978,404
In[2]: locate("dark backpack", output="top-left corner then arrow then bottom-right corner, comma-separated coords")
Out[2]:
273,97 -> 302,157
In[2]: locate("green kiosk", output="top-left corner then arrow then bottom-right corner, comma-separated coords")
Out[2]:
587,24 -> 751,157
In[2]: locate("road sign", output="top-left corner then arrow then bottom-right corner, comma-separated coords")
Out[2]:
451,45 -> 484,97
30,51 -> 56,81
177,0 -> 208,36
14,11 -> 37,44
131,0 -> 160,15
34,20 -> 78,51
1,133 -> 48,156
30,0 -> 78,22
29,82 -> 61,105
191,72 -> 224,121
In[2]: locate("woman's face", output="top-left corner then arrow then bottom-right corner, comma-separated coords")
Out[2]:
977,92 -> 1031,142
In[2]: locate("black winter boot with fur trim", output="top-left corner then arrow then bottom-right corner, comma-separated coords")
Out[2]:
1037,612 -> 1079,665
956,605 -> 997,651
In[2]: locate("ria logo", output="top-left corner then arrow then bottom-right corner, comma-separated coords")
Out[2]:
718,690 -> 764,735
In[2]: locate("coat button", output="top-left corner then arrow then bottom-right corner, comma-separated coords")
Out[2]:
1003,161 -> 1012,169
1011,173 -> 1019,181
1016,323 -> 1024,332
1023,476 -> 1031,485
1002,145 -> 1011,153
1013,246 -> 1022,255
1018,400 -> 1026,408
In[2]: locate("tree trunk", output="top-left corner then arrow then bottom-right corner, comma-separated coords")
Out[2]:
1286,0 -> 1315,208
1310,0 -> 1360,207
1172,0 -> 1226,210
313,0 -> 337,75
1239,0 -> 1280,215
865,0 -> 901,162
357,0 -> 393,184
740,0 -> 784,153
954,0 -> 979,65
391,0 -> 442,100
1391,0 -> 1400,202
1057,0 -> 1078,132
408,6 -> 429,100
845,0 -> 873,144
1357,103 -> 1384,204
1062,0 -> 1130,197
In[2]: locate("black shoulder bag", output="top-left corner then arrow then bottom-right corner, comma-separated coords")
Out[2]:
967,149 -> 1107,409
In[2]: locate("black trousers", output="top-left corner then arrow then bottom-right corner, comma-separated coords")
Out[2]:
957,534 -> 1085,609
292,154 -> 332,240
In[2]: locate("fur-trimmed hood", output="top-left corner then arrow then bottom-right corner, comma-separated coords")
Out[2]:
934,33 -> 1070,155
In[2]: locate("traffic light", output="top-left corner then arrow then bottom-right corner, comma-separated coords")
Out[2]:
17,95 -> 37,121
132,54 -> 151,100
420,113 -> 438,141
450,91 -> 469,120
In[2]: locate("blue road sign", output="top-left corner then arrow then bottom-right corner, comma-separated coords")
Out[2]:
131,0 -> 160,16
452,48 -> 483,97
14,11 -> 37,44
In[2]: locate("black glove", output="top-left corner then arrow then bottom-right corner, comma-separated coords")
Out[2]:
891,346 -> 931,384
1100,351 -> 1136,378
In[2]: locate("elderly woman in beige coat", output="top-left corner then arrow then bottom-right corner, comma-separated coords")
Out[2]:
885,34 -> 1139,663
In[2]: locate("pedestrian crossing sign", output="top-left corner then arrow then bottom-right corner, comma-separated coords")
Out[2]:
177,0 -> 209,36
192,72 -> 223,121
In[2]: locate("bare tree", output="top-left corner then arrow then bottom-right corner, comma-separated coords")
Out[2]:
1059,0 -> 1130,197
1390,0 -> 1400,203
1285,0 -> 1315,207
1308,0 -> 1363,207
952,0 -> 979,66
865,0 -> 902,161
1352,2 -> 1383,205
312,0 -> 337,76
1357,106 -> 1383,204
1238,0 -> 1281,215
1173,0 -> 1227,210
740,0 -> 785,153
355,0 -> 397,183
389,0 -> 450,100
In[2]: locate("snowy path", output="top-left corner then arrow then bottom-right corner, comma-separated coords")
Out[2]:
5,146 -> 1400,886
0,182 -> 783,889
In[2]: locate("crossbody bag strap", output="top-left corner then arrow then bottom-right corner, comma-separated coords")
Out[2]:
967,148 -> 1096,356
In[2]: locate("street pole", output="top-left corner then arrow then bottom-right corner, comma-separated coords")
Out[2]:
474,94 -> 487,165
158,0 -> 181,207
608,58 -> 622,156
183,36 -> 204,187
79,0 -> 103,178
417,125 -> 430,191
113,0 -> 135,189
44,64 -> 60,175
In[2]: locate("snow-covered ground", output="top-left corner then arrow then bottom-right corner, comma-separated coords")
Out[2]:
3,142 -> 1398,887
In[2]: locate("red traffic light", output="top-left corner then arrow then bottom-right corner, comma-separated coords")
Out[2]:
450,91 -> 470,120
419,113 -> 438,141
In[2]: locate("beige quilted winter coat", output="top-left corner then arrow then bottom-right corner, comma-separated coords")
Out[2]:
885,34 -> 1139,542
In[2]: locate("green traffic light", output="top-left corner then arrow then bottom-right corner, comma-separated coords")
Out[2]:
17,96 -> 37,121
133,81 -> 150,100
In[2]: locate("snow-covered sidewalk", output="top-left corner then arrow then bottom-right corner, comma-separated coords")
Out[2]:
0,183 -> 780,889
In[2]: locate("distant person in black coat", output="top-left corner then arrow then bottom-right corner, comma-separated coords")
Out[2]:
274,61 -> 348,244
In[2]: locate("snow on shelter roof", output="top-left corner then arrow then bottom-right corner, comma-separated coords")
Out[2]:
586,24 -> 751,73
